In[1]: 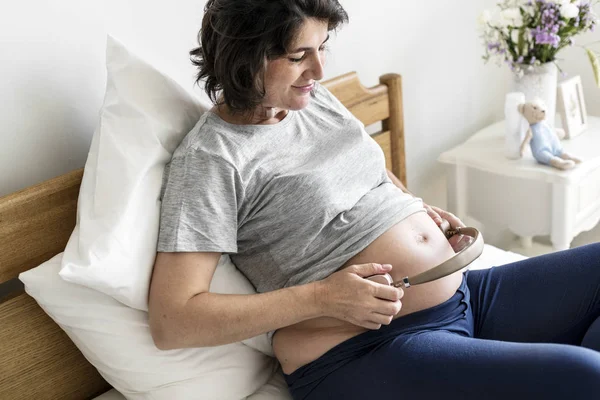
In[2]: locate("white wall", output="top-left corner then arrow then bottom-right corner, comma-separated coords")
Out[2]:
3,0 -> 574,211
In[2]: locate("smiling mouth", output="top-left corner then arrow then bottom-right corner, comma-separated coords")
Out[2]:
292,83 -> 314,92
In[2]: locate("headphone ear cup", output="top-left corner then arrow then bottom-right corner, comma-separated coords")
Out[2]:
365,273 -> 393,286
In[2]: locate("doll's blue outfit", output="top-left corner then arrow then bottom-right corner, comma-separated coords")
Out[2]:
529,121 -> 563,165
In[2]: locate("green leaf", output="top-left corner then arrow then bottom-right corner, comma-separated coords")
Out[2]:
518,28 -> 525,56
585,47 -> 600,89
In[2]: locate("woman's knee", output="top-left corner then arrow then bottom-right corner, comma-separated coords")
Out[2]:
576,242 -> 600,259
571,242 -> 600,283
582,316 -> 600,352
550,346 -> 600,394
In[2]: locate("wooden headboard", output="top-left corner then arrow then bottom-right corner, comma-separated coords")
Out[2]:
0,72 -> 406,400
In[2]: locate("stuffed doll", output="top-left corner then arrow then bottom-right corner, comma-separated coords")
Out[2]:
518,99 -> 582,170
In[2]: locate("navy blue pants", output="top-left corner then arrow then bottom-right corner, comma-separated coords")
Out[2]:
285,243 -> 600,399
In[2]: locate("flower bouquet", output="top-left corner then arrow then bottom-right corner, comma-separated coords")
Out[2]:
481,0 -> 599,129
480,0 -> 599,83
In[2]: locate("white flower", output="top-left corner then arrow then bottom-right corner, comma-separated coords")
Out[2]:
500,8 -> 523,27
550,0 -> 573,5
479,10 -> 492,25
523,4 -> 536,17
511,29 -> 520,44
501,8 -> 520,21
560,3 -> 580,19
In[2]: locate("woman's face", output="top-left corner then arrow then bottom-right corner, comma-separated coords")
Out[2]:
262,18 -> 329,111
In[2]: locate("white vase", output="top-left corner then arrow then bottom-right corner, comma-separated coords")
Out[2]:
512,62 -> 558,128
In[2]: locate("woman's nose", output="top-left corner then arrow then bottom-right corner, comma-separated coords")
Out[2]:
305,53 -> 324,81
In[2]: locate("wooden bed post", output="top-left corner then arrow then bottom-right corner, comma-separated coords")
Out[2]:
379,74 -> 407,188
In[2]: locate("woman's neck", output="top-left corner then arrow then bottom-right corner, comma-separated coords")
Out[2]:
213,104 -> 289,125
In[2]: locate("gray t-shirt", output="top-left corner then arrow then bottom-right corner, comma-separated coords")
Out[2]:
157,85 -> 424,292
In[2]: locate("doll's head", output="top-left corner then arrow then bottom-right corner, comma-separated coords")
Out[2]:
517,99 -> 547,124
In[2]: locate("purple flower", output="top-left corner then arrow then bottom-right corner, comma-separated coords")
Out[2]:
487,42 -> 501,52
517,56 -> 524,63
531,27 -> 561,47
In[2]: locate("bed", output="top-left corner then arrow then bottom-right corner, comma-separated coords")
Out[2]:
0,71 -> 526,400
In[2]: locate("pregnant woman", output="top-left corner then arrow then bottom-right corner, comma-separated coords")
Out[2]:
148,1 -> 600,398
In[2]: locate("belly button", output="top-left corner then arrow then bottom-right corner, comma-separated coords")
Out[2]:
415,233 -> 428,243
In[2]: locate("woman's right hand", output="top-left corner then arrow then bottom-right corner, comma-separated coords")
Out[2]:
315,263 -> 404,330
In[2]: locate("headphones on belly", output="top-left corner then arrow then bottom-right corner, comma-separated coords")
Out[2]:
366,220 -> 484,289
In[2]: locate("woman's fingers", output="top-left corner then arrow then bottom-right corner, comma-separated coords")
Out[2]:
428,206 -> 469,252
351,262 -> 392,278
373,283 -> 403,301
363,322 -> 383,330
424,203 -> 443,225
370,312 -> 394,326
449,234 -> 473,253
431,206 -> 465,228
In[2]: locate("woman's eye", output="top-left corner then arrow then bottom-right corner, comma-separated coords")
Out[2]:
288,47 -> 326,63
289,53 -> 305,63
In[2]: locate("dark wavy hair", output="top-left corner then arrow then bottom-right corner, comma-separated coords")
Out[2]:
190,0 -> 348,113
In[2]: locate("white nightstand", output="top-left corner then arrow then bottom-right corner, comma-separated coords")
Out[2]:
438,116 -> 600,251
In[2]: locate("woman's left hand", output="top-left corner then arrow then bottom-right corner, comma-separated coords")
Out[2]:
424,204 -> 470,252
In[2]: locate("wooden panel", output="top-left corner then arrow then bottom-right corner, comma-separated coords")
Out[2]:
372,131 -> 393,172
0,169 -> 83,283
324,71 -> 407,188
346,92 -> 389,127
0,293 -> 110,400
323,72 -> 390,127
380,73 -> 407,187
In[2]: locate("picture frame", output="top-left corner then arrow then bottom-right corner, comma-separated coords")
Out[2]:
557,75 -> 588,139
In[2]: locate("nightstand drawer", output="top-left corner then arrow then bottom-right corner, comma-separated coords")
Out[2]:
578,167 -> 600,214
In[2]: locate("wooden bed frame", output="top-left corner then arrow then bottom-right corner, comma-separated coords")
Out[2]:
0,72 -> 407,400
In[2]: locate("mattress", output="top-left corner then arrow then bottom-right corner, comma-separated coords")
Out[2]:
92,244 -> 526,400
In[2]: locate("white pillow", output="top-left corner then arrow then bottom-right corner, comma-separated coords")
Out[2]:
57,35 -> 273,356
20,253 -> 291,400
60,34 -> 203,311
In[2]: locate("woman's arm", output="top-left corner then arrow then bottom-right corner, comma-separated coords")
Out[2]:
148,252 -> 402,350
148,252 -> 317,349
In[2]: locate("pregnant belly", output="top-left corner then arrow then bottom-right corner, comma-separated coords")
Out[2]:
272,211 -> 463,375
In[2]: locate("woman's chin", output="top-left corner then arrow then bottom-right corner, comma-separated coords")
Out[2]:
289,97 -> 311,111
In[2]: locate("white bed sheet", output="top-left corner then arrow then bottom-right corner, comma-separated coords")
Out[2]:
92,244 -> 526,400
93,366 -> 290,400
